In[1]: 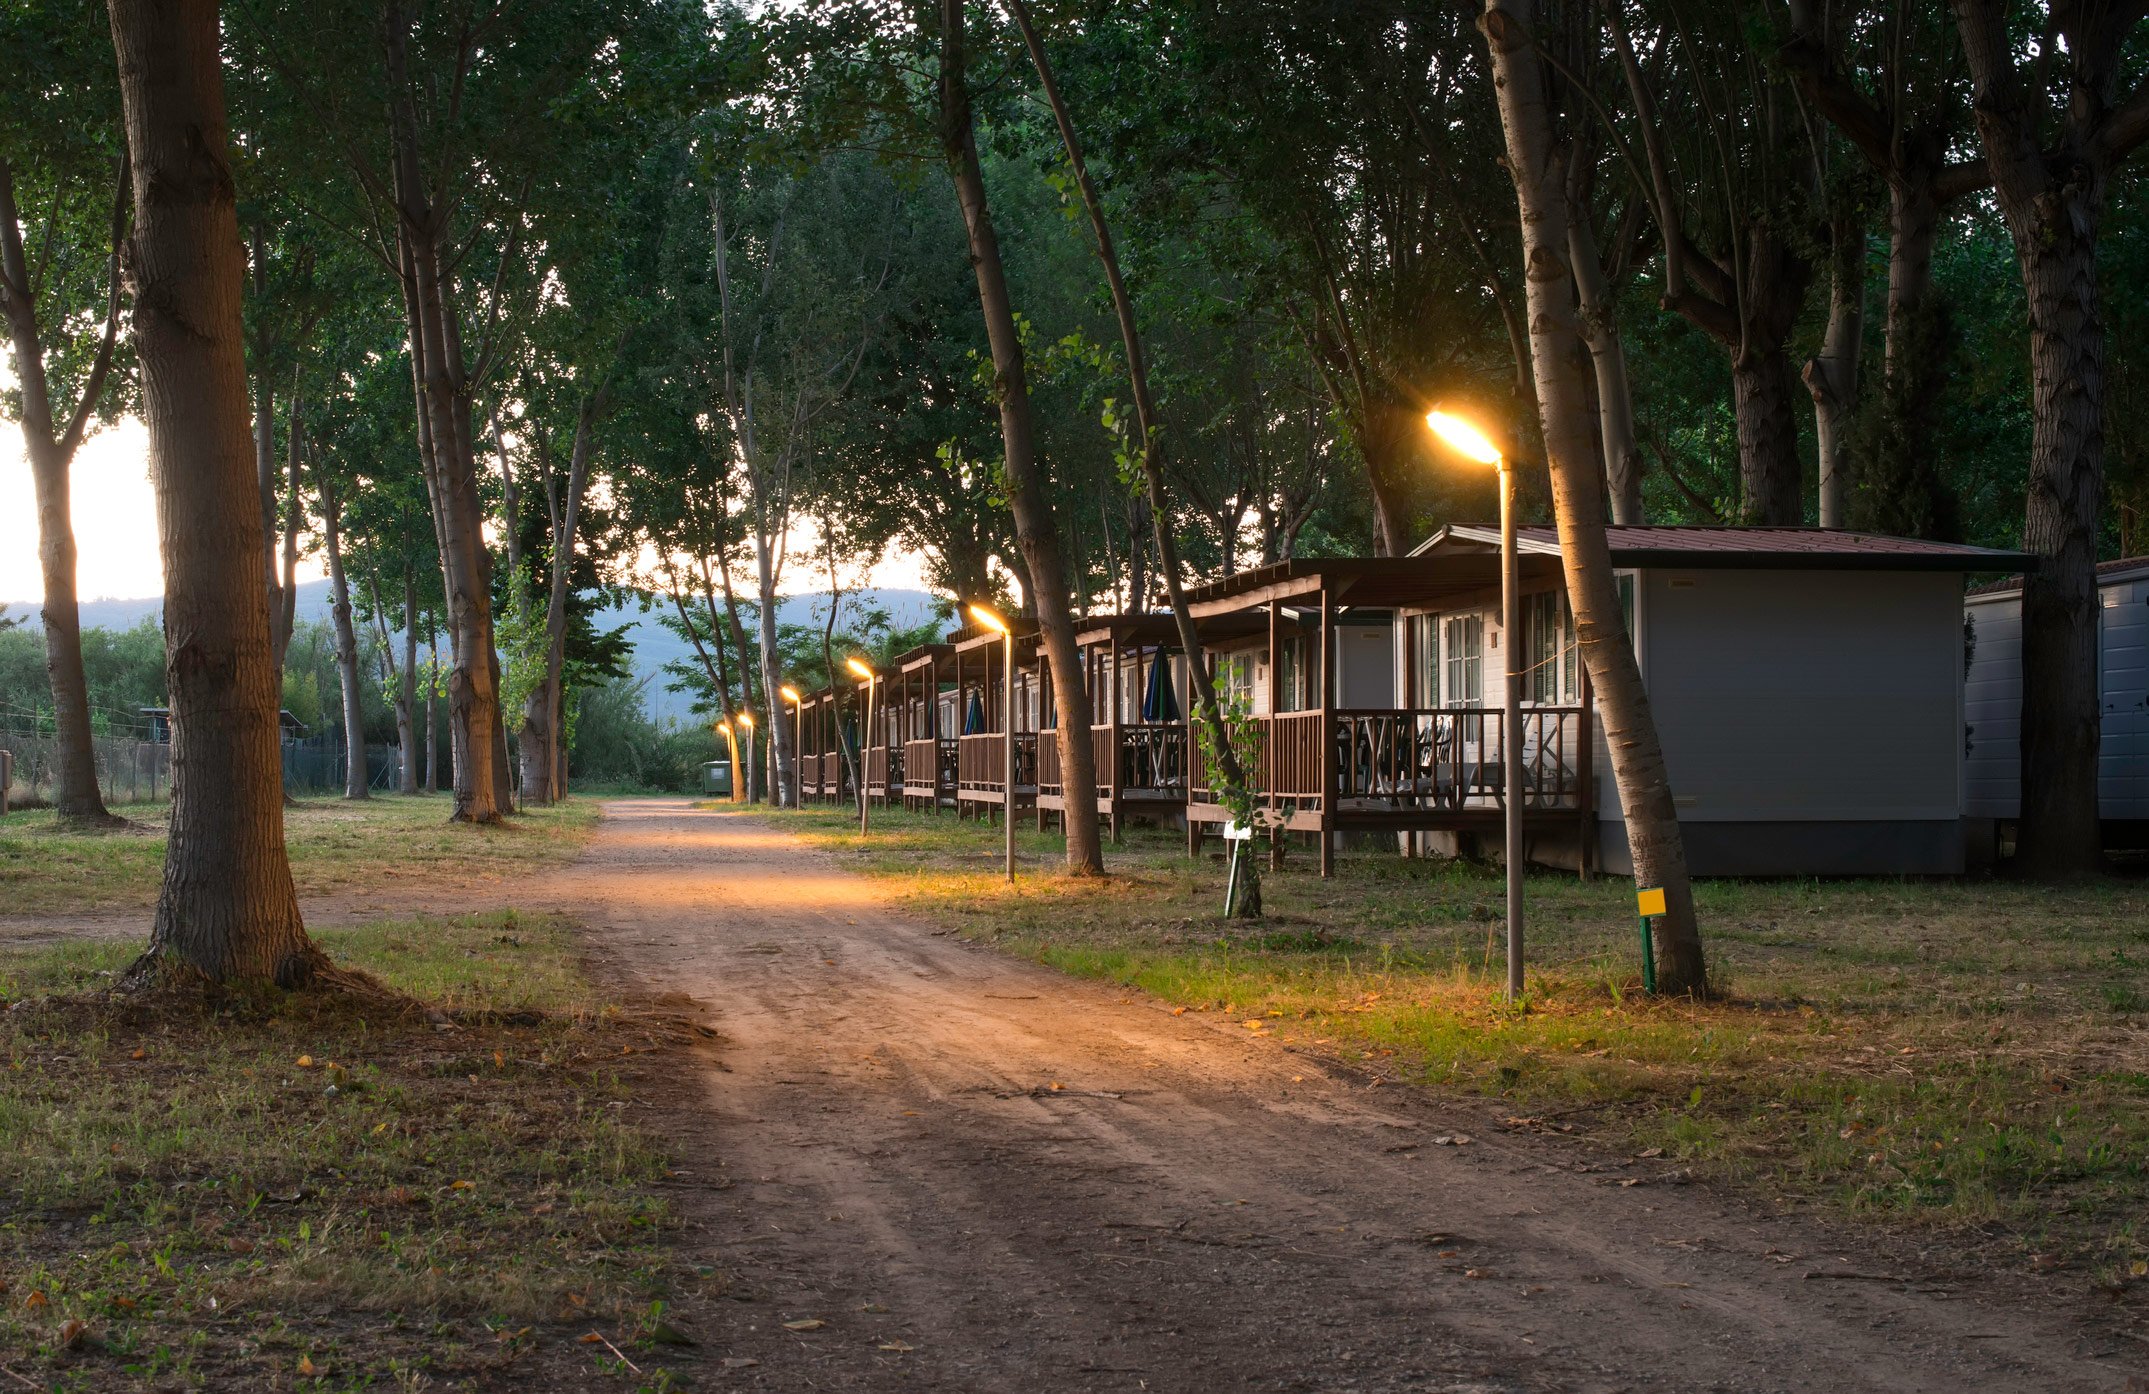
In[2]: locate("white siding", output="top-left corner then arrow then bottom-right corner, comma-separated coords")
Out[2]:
1640,569 -> 1964,822
1963,568 -> 2149,819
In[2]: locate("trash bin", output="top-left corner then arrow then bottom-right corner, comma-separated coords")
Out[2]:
700,758 -> 734,799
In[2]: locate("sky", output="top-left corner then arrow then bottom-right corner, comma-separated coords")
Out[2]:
0,408 -> 934,607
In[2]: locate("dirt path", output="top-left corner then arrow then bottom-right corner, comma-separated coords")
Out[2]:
549,800 -> 2134,1393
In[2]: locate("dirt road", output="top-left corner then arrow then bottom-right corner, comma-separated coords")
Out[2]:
573,801 -> 2134,1390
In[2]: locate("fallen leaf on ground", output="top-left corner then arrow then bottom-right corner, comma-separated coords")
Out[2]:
294,1056 -> 314,1068
879,1341 -> 915,1353
1637,1147 -> 1664,1159
782,1318 -> 825,1331
577,1332 -> 605,1345
449,1179 -> 475,1191
1431,1135 -> 1473,1146
296,1354 -> 318,1375
57,1319 -> 89,1351
648,1321 -> 698,1346
129,1048 -> 146,1061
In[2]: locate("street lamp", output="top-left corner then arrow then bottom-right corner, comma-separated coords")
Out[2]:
968,602 -> 1016,883
1426,407 -> 1525,1000
736,709 -> 757,804
781,684 -> 804,808
845,658 -> 876,835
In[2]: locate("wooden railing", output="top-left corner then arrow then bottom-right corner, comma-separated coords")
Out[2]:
957,732 -> 1038,793
865,745 -> 904,791
903,738 -> 939,791
1191,707 -> 1590,813
1113,722 -> 1187,794
820,752 -> 846,799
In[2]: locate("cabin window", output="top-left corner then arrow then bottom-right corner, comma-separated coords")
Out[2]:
1219,651 -> 1256,710
1410,614 -> 1439,706
1443,615 -> 1483,707
1525,591 -> 1578,703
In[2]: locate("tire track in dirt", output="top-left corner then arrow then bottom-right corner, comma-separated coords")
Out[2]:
444,801 -> 2149,1389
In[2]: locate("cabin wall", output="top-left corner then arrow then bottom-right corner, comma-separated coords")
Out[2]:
1620,568 -> 1966,875
1965,567 -> 2149,824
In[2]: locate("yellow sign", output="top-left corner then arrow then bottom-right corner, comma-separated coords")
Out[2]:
1636,886 -> 1667,918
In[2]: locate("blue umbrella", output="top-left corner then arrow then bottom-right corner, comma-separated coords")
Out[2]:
1142,651 -> 1181,723
964,690 -> 986,734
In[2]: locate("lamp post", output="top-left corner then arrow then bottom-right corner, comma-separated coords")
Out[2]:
715,718 -> 741,803
1427,408 -> 1525,1000
780,684 -> 804,808
736,709 -> 757,803
968,603 -> 1016,882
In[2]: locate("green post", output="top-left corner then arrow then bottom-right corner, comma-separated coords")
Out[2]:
1638,917 -> 1657,996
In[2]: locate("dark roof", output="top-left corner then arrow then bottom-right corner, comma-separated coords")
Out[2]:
1183,555 -> 1520,615
1421,524 -> 2036,571
1967,554 -> 2148,597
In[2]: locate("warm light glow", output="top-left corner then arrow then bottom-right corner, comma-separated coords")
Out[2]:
715,719 -> 730,733
1426,409 -> 1504,466
737,711 -> 754,728
780,685 -> 802,703
845,657 -> 874,682
968,602 -> 1010,635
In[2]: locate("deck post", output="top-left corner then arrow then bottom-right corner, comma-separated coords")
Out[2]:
1107,629 -> 1122,842
1318,587 -> 1335,879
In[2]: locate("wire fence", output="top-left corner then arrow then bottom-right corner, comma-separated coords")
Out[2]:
0,706 -> 403,807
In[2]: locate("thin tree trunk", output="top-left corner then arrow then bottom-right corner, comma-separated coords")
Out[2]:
109,0 -> 324,986
1003,0 -> 1248,899
0,157 -> 120,824
940,0 -> 1102,874
1567,207 -> 1644,524
1806,212 -> 1865,528
521,390 -> 603,806
322,481 -> 369,801
424,609 -> 439,793
271,375 -> 302,672
397,571 -> 418,793
1482,0 -> 1706,993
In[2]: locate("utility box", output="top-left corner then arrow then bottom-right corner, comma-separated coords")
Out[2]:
701,758 -> 735,799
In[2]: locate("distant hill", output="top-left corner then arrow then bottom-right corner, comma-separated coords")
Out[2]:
4,582 -> 944,725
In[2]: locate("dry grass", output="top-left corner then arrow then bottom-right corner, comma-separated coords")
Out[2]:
0,794 -> 602,919
0,912 -> 709,1392
778,804 -> 2149,1282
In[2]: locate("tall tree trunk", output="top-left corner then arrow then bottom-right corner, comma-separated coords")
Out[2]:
1805,212 -> 1865,528
0,159 -> 119,824
109,0 -> 325,986
1482,0 -> 1707,994
383,5 -> 502,823
1951,0 -> 2138,877
322,481 -> 369,801
397,572 -> 418,793
1567,207 -> 1643,524
1004,0 -> 1252,903
939,0 -> 1102,875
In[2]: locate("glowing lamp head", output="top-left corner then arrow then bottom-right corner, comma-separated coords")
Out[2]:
780,684 -> 801,704
845,657 -> 874,682
1425,408 -> 1504,467
737,710 -> 754,729
968,602 -> 1010,635
715,719 -> 730,734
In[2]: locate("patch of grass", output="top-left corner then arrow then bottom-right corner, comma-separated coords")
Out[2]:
776,804 -> 2149,1274
0,912 -> 706,1391
0,794 -> 602,918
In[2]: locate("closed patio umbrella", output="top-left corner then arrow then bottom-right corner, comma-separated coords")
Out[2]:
1142,651 -> 1181,723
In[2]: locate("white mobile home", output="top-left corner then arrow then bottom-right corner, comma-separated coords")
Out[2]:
1963,556 -> 2149,850
1402,526 -> 2033,876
